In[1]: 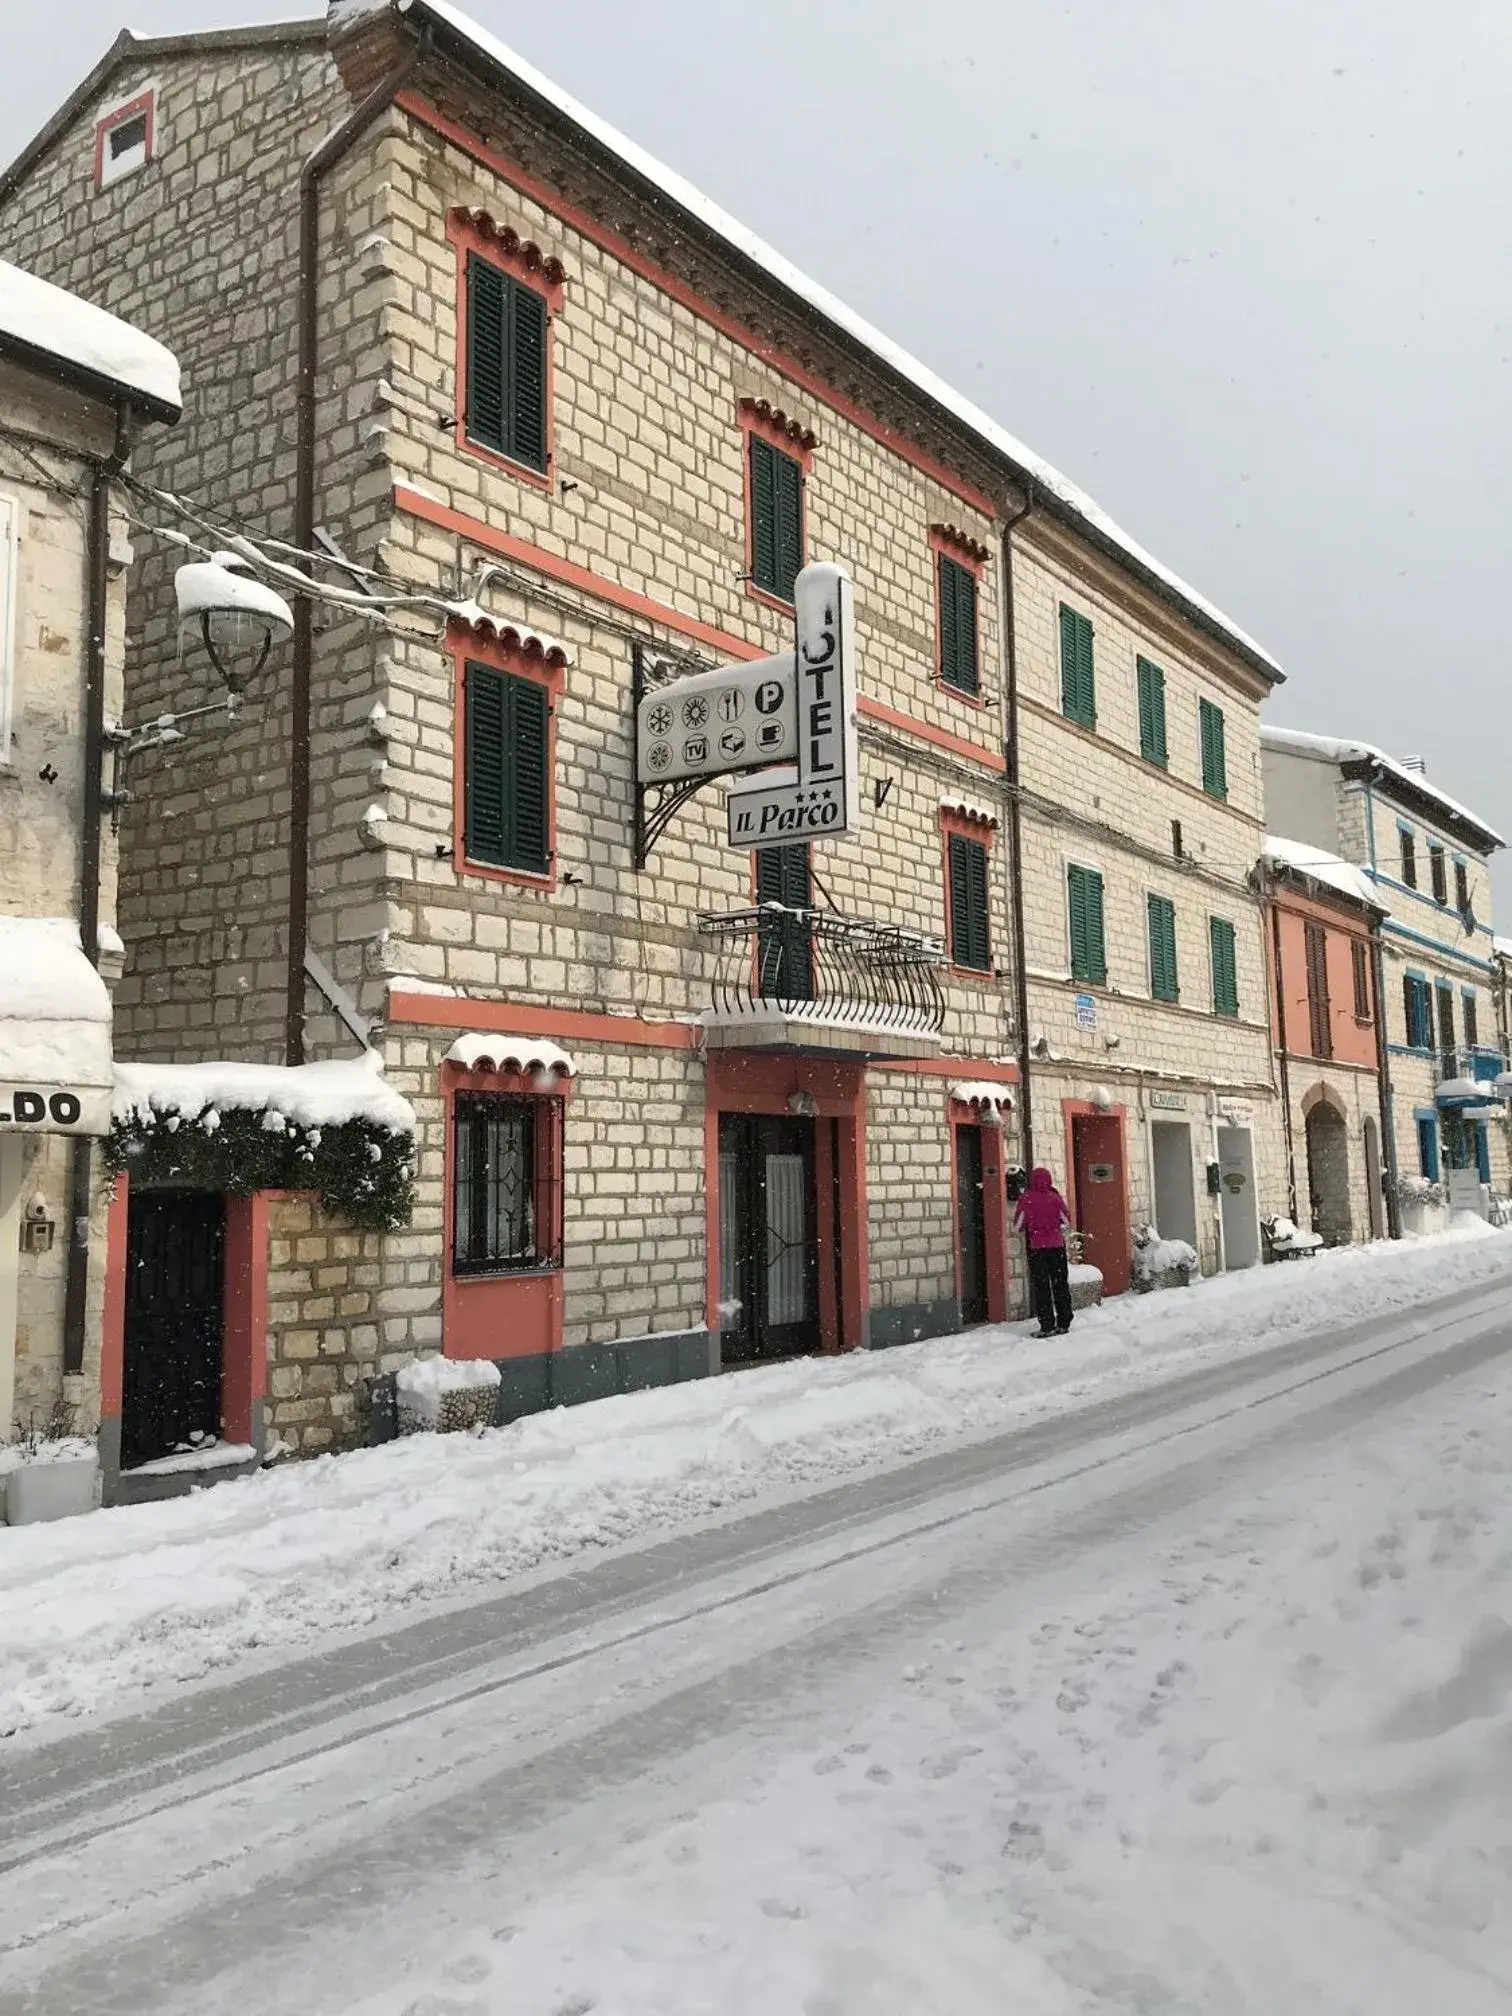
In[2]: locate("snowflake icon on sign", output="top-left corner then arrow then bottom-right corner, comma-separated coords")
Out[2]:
646,702 -> 673,738
682,696 -> 710,729
647,742 -> 672,772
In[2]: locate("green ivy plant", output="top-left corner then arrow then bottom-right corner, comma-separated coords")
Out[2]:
104,1107 -> 415,1231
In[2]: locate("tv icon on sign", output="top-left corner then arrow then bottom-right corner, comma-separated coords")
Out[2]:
756,721 -> 784,752
683,735 -> 708,766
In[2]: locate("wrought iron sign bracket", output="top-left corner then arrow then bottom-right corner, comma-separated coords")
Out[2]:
631,639 -> 714,870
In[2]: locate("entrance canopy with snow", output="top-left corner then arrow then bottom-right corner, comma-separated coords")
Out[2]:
0,259 -> 181,423
0,916 -> 113,1134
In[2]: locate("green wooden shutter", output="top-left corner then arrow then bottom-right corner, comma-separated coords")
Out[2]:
1199,698 -> 1228,799
750,435 -> 777,595
507,280 -> 548,472
1147,894 -> 1178,1001
1210,916 -> 1239,1017
507,674 -> 550,874
939,555 -> 979,695
464,663 -> 507,864
1068,865 -> 1106,983
464,664 -> 550,875
1137,657 -> 1167,766
773,446 -> 803,602
1060,605 -> 1095,728
757,842 -> 812,997
466,255 -> 507,454
948,834 -> 990,970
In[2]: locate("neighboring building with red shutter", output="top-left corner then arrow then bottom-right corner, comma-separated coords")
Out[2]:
1259,837 -> 1390,1246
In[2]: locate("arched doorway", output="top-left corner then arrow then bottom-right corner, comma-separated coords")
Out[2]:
1304,1092 -> 1352,1246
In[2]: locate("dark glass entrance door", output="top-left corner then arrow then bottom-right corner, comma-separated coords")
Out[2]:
718,1113 -> 819,1362
121,1191 -> 225,1468
955,1124 -> 989,1325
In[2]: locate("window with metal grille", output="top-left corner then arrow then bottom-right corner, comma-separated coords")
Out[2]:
1304,921 -> 1332,1058
1199,698 -> 1228,800
465,253 -> 548,472
1399,826 -> 1417,888
938,553 -> 979,695
749,434 -> 804,602
1209,915 -> 1239,1018
464,661 -> 550,875
452,1094 -> 561,1274
1068,864 -> 1107,984
1136,656 -> 1167,766
1146,893 -> 1178,1001
948,833 -> 991,971
1059,604 -> 1096,728
1351,939 -> 1371,1021
1429,843 -> 1448,906
1455,859 -> 1471,912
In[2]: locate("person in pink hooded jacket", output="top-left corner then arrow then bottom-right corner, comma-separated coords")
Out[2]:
1013,1166 -> 1074,1337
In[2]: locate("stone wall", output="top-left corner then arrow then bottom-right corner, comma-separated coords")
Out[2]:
0,359 -> 135,1439
264,1193 -> 383,1454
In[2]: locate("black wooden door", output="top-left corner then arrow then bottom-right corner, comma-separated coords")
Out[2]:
718,1113 -> 818,1362
955,1124 -> 989,1325
121,1192 -> 225,1469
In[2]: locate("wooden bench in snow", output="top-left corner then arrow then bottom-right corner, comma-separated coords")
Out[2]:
1262,1215 -> 1324,1261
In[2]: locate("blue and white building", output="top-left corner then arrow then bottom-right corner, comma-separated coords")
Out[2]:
1261,728 -> 1507,1209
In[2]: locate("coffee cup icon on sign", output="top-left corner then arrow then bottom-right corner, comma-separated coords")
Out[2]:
756,722 -> 784,752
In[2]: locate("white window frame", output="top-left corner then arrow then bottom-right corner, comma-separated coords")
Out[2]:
95,87 -> 156,190
0,493 -> 17,765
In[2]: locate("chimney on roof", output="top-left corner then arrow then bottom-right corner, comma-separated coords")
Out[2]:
1401,755 -> 1426,774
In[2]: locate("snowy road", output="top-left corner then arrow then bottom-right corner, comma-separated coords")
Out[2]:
4,1274 -> 1512,2012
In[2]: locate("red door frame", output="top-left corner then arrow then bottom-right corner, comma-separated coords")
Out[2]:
101,1173 -> 271,1452
947,1104 -> 1009,1324
1061,1099 -> 1132,1296
704,1053 -> 868,1354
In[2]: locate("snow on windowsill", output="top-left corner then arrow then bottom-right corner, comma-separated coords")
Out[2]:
444,1033 -> 577,1078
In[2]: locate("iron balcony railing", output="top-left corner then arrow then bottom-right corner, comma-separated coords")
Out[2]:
697,901 -> 946,1046
1435,1044 -> 1507,1099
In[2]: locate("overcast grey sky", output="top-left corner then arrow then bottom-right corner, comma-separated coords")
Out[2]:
5,1 -> 1511,892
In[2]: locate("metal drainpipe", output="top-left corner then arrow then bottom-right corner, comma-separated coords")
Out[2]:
1267,883 -> 1298,1221
1000,485 -> 1035,1171
1372,928 -> 1402,1238
62,402 -> 133,1381
287,40 -> 426,1066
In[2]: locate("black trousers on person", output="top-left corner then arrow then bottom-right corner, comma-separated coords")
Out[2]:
1028,1246 -> 1073,1334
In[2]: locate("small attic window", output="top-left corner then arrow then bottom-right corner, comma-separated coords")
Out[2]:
95,91 -> 155,189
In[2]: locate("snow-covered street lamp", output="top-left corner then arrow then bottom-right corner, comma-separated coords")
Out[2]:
174,550 -> 293,693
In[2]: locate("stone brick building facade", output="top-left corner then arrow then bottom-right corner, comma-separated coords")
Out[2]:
0,264 -> 179,1453
1263,729 -> 1508,1218
0,0 -> 1297,1466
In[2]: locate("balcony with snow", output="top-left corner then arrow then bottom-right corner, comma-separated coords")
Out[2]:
696,901 -> 945,1059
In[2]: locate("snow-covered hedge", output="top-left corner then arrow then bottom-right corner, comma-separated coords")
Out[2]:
105,1057 -> 415,1231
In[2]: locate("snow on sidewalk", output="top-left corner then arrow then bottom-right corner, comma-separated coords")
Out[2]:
2,1226 -> 1511,1739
